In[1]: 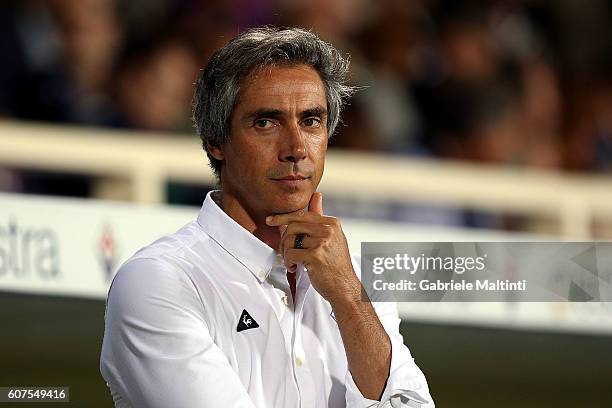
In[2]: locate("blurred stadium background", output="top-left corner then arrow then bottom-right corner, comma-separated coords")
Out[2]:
1,0 -> 611,406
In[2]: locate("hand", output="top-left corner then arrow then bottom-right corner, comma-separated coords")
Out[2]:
266,192 -> 361,304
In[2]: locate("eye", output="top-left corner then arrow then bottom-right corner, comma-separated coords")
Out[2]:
302,117 -> 321,128
254,119 -> 276,128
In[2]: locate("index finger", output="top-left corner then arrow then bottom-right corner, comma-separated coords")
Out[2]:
266,210 -> 335,226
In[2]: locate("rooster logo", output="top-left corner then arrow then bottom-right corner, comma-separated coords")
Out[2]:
237,309 -> 259,332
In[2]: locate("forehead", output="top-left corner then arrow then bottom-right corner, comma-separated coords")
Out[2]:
235,64 -> 327,111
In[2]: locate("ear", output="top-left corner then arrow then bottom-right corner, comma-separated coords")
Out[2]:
207,142 -> 224,161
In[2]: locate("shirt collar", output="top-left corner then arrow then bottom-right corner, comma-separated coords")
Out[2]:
196,190 -> 278,283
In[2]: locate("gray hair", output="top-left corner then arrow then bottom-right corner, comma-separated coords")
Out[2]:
192,26 -> 355,181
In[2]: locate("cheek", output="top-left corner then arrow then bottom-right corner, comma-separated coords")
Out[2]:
309,135 -> 328,162
305,131 -> 327,151
228,141 -> 272,177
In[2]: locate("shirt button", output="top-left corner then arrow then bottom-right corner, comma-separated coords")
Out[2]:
258,270 -> 266,279
295,356 -> 304,366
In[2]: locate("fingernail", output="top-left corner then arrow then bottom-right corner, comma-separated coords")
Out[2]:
266,216 -> 273,223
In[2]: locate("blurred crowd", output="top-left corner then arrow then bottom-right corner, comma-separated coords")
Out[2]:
0,0 -> 611,225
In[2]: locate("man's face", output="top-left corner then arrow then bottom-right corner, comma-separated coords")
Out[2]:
217,64 -> 328,215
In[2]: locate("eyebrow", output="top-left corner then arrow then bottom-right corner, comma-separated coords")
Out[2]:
243,105 -> 328,122
243,109 -> 284,122
301,106 -> 327,119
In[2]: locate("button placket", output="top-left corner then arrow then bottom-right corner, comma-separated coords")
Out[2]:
290,267 -> 317,407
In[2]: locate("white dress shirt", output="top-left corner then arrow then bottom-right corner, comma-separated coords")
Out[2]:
100,191 -> 434,408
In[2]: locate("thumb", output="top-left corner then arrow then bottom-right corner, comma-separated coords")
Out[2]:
308,192 -> 323,215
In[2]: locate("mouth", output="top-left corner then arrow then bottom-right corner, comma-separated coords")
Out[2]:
271,174 -> 310,187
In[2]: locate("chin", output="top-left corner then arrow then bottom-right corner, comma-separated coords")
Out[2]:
271,192 -> 310,214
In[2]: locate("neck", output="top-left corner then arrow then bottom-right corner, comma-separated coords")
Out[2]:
213,190 -> 281,250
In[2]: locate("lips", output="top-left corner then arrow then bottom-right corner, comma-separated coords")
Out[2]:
274,175 -> 308,180
271,174 -> 310,188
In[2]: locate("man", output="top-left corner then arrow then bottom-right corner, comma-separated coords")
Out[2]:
100,27 -> 433,407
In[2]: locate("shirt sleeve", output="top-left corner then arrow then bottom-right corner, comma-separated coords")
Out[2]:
100,257 -> 257,408
344,256 -> 435,408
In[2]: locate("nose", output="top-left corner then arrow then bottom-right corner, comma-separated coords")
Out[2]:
280,123 -> 307,163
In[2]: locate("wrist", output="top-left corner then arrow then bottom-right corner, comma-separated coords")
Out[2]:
328,279 -> 363,313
